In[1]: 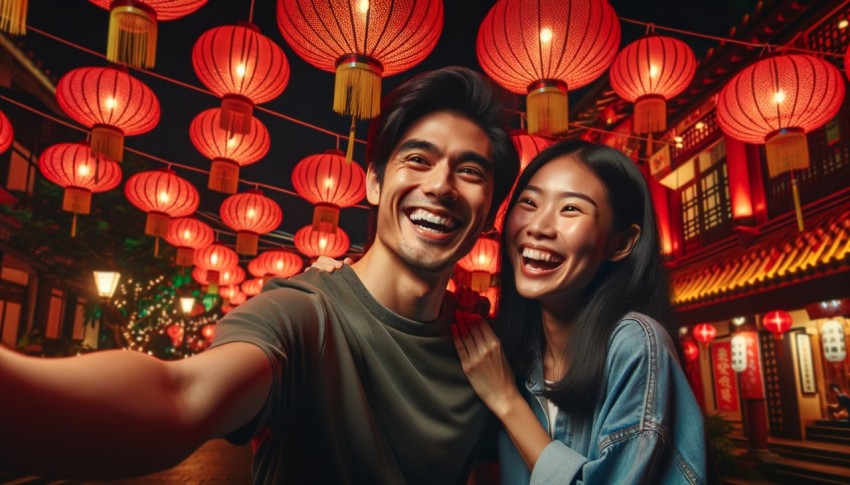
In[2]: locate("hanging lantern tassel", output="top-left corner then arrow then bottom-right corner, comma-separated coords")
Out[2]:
313,203 -> 340,233
209,159 -> 240,194
526,80 -> 568,137
91,124 -> 125,162
236,231 -> 259,256
107,0 -> 158,68
63,187 -> 92,238
0,0 -> 28,35
345,117 -> 356,163
765,128 -> 808,232
634,94 -> 667,136
334,55 -> 383,120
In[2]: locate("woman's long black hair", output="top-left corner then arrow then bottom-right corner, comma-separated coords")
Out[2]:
495,139 -> 678,413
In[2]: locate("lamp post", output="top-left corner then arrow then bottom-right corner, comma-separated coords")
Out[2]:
179,296 -> 195,315
93,270 -> 122,349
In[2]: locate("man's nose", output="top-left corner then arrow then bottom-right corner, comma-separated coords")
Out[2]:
421,161 -> 458,201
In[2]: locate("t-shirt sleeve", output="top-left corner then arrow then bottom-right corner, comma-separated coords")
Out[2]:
211,284 -> 328,443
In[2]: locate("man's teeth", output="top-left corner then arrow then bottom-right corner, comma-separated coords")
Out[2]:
409,209 -> 457,231
521,248 -> 564,264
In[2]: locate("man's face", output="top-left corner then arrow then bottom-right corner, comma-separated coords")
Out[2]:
367,111 -> 494,273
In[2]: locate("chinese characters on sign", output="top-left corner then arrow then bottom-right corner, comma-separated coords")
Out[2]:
739,332 -> 765,399
795,333 -> 816,394
711,341 -> 739,412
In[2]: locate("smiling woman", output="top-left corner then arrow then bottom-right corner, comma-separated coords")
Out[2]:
452,139 -> 709,484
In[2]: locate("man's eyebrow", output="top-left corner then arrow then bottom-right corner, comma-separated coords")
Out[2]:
396,139 -> 493,171
396,139 -> 439,154
458,150 -> 493,172
522,185 -> 598,208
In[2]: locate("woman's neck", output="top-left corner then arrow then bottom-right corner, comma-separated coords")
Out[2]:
540,304 -> 578,382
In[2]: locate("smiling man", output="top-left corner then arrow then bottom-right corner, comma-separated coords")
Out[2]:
0,67 -> 519,484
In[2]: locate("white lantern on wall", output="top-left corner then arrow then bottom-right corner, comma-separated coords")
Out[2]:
822,319 -> 847,363
731,335 -> 748,372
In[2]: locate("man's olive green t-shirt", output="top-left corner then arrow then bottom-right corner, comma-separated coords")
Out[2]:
212,265 -> 490,484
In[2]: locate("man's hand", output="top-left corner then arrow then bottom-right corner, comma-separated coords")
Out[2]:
307,256 -> 353,273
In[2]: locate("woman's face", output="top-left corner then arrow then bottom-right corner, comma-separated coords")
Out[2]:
504,154 -> 618,305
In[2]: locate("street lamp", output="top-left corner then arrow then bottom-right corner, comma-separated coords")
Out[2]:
93,271 -> 121,298
179,296 -> 195,315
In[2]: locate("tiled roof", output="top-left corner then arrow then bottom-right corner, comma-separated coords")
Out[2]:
670,194 -> 850,310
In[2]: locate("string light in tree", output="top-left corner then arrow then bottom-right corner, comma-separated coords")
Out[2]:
56,66 -> 160,162
89,0 -> 208,68
189,107 -> 270,194
38,142 -> 122,237
192,22 -> 289,134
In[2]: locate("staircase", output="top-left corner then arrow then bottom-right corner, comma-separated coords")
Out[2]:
805,419 -> 850,447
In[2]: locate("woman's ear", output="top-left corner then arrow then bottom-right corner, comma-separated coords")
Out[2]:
366,164 -> 380,205
608,224 -> 641,262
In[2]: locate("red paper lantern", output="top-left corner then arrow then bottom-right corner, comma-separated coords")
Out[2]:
763,310 -> 793,339
609,35 -> 696,135
458,237 -> 500,292
0,109 -> 13,153
219,285 -> 247,305
291,150 -> 366,233
124,168 -> 200,244
294,225 -> 350,259
189,107 -> 270,194
277,0 -> 443,121
89,0 -> 207,68
255,250 -> 303,278
201,323 -> 216,340
493,132 -> 554,232
39,142 -> 123,237
192,23 -> 289,134
56,66 -> 160,162
682,339 -> 699,362
477,0 -> 620,135
193,264 -> 245,288
241,278 -> 264,296
164,217 -> 214,266
219,189 -> 283,256
193,243 -> 238,287
716,54 -> 844,231
692,323 -> 717,345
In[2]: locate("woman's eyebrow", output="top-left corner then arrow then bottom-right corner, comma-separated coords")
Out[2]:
522,185 -> 598,208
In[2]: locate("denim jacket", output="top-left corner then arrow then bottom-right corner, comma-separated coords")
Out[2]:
498,312 -> 707,484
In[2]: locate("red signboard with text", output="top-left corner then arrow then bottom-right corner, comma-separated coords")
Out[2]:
711,341 -> 739,412
739,332 -> 765,399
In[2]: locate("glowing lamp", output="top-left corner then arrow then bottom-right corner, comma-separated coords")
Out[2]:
192,23 -> 289,134
189,107 -> 270,193
692,323 -> 716,346
822,320 -> 846,363
294,225 -> 350,260
219,189 -> 283,255
291,150 -> 366,232
179,296 -> 195,314
89,0 -> 207,68
165,217 -> 214,266
93,270 -> 121,298
457,238 -> 499,293
716,54 -> 844,231
56,66 -> 160,162
731,335 -> 747,372
682,339 -> 699,363
38,142 -> 122,237
477,0 -> 619,135
762,310 -> 792,339
609,35 -> 696,136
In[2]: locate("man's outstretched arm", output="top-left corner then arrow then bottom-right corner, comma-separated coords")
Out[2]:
0,341 -> 271,480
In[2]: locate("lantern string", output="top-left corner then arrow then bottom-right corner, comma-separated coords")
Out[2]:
248,0 -> 256,23
0,93 -> 372,209
619,17 -> 845,58
26,25 -> 367,144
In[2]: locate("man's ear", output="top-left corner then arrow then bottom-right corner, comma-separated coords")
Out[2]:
608,224 -> 641,262
366,164 -> 380,205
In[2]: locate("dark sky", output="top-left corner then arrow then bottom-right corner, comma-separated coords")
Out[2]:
15,0 -> 757,253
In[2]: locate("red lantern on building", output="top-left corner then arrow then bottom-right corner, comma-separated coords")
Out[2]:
38,142 -> 122,237
291,150 -> 366,233
682,339 -> 700,363
56,66 -> 160,162
609,35 -> 696,143
89,0 -> 207,68
189,107 -> 270,194
164,217 -> 213,266
477,0 -> 620,136
193,243 -> 238,289
192,23 -> 289,134
255,250 -> 303,278
762,310 -> 793,340
125,168 -> 199,255
693,323 -> 717,347
241,278 -> 264,296
277,0 -> 443,121
0,109 -> 13,153
716,54 -> 844,231
458,237 -> 500,293
294,225 -> 350,260
219,189 -> 282,256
